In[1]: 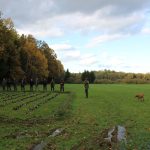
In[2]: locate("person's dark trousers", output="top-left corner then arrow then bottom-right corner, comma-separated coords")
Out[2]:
60,86 -> 64,92
51,86 -> 54,92
85,89 -> 88,98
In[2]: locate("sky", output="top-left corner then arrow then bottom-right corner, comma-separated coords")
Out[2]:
0,0 -> 150,73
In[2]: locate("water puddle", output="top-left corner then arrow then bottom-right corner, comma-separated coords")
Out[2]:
71,125 -> 127,150
32,128 -> 64,150
104,126 -> 115,143
117,125 -> 127,144
32,141 -> 47,150
104,125 -> 127,144
49,128 -> 64,137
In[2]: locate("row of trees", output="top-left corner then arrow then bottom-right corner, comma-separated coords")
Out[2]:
63,69 -> 150,84
94,70 -> 150,84
0,13 -> 64,82
64,70 -> 96,83
81,70 -> 96,83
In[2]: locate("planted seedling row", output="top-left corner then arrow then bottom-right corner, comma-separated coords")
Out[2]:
0,92 -> 21,100
1,93 -> 30,102
12,93 -> 51,111
0,93 -> 41,107
26,93 -> 59,114
0,93 -> 28,106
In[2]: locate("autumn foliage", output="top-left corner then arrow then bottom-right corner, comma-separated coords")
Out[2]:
0,14 -> 64,81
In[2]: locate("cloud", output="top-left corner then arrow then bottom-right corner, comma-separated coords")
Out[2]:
49,43 -> 82,63
17,26 -> 63,38
14,8 -> 145,40
0,0 -> 55,24
86,34 -> 126,48
49,42 -> 150,73
80,54 -> 98,66
59,50 -> 81,62
50,43 -> 74,51
141,28 -> 150,34
0,0 -> 149,38
55,0 -> 150,15
98,51 -> 125,67
65,50 -> 81,58
96,51 -> 150,73
50,43 -> 97,66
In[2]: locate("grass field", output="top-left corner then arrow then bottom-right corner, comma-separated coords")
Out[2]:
0,84 -> 150,150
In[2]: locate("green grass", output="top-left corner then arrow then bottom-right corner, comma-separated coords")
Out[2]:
0,84 -> 150,150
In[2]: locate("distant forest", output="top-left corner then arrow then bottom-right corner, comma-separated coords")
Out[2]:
0,13 -> 64,82
65,70 -> 150,84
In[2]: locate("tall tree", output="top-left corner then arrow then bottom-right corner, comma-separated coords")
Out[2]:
89,71 -> 96,83
39,41 -> 64,79
0,13 -> 64,81
19,35 -> 48,79
0,17 -> 23,79
64,69 -> 71,82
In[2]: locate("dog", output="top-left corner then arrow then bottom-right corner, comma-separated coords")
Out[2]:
135,93 -> 144,101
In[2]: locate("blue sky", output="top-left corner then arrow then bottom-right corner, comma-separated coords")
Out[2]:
0,0 -> 150,73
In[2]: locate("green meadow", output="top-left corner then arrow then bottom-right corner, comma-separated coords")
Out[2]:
0,84 -> 150,150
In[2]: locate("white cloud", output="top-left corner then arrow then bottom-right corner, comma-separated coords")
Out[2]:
49,42 -> 98,67
15,9 -> 145,43
1,0 -> 147,39
65,50 -> 81,58
80,54 -> 98,66
86,34 -> 126,48
98,51 -> 126,69
50,43 -> 74,51
17,17 -> 64,38
17,27 -> 63,38
141,27 -> 150,34
96,51 -> 150,73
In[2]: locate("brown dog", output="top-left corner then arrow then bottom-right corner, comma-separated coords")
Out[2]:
135,93 -> 144,101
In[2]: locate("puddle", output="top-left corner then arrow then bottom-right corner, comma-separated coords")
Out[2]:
104,125 -> 127,144
104,126 -> 115,143
32,141 -> 47,150
31,128 -> 64,150
117,125 -> 127,144
49,128 -> 64,137
71,125 -> 127,150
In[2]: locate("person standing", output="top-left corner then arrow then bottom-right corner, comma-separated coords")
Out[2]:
60,80 -> 64,92
2,78 -> 6,91
7,78 -> 11,91
50,78 -> 55,92
84,78 -> 89,98
30,78 -> 34,92
13,78 -> 17,91
35,78 -> 39,91
21,78 -> 25,92
43,78 -> 47,91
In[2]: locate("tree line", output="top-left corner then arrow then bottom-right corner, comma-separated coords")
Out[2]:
94,70 -> 150,84
0,13 -> 64,82
64,69 -> 150,84
64,70 -> 96,83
